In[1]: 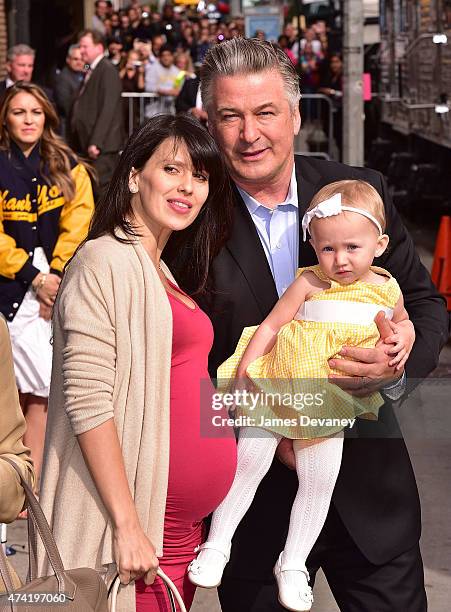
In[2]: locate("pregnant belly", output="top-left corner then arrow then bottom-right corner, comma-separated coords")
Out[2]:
167,377 -> 237,524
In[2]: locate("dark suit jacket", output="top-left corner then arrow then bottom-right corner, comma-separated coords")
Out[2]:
173,155 -> 449,577
70,57 -> 124,155
175,76 -> 199,114
54,66 -> 83,118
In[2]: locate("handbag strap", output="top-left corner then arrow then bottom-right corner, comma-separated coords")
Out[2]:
108,569 -> 187,612
0,457 -> 77,599
0,542 -> 15,594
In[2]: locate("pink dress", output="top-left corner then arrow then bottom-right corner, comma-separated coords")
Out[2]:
135,283 -> 237,611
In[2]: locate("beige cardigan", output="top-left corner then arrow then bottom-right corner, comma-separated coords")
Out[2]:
38,234 -> 175,611
0,316 -> 34,524
0,317 -> 35,594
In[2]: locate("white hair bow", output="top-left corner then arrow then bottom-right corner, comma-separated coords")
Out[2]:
301,193 -> 383,241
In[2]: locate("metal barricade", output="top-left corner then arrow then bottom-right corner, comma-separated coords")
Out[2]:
121,92 -> 336,159
121,92 -> 159,135
298,93 -> 335,160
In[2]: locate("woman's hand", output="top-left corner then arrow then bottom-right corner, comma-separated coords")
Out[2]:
39,302 -> 52,321
385,319 -> 416,370
113,521 -> 159,586
33,273 -> 61,306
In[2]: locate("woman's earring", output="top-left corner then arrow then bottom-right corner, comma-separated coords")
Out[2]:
129,184 -> 138,194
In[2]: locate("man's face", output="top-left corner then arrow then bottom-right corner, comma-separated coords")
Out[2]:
159,50 -> 173,68
96,1 -> 107,18
78,35 -> 103,65
67,49 -> 84,72
208,70 -> 300,189
7,54 -> 34,82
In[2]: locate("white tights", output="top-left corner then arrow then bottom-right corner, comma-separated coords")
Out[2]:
205,427 -> 344,570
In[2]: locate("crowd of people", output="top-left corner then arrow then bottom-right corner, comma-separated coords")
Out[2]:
1,5 -> 448,612
1,0 -> 345,180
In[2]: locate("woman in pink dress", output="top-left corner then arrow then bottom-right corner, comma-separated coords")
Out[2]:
40,114 -> 237,611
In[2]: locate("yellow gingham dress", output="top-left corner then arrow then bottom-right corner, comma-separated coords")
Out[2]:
217,265 -> 401,439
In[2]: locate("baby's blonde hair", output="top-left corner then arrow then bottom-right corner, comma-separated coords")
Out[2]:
307,180 -> 386,232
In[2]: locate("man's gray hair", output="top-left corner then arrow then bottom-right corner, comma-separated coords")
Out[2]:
67,44 -> 80,58
7,44 -> 35,61
201,38 -> 301,112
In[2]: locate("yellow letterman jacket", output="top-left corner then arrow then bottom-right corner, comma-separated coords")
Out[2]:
0,141 -> 94,321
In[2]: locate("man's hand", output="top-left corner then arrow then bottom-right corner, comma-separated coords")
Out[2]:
328,311 -> 401,397
88,144 -> 100,159
275,438 -> 296,470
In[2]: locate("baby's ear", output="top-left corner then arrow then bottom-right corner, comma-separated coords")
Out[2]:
375,234 -> 389,257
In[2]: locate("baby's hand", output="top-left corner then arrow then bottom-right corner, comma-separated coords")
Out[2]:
229,373 -> 255,413
385,319 -> 415,371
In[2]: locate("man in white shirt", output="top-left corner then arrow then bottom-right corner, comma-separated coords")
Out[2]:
144,45 -> 180,116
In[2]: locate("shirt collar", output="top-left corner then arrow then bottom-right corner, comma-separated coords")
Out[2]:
89,53 -> 104,72
10,139 -> 41,172
237,165 -> 298,215
6,77 -> 15,88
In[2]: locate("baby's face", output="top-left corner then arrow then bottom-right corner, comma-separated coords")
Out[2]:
309,212 -> 388,285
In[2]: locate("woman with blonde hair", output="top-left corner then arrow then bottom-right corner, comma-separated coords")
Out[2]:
174,50 -> 195,89
0,82 -> 94,489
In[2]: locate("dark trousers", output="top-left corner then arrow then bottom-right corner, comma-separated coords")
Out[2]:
218,506 -> 427,612
92,152 -> 119,200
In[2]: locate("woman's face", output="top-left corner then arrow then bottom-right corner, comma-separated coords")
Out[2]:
175,54 -> 188,70
6,92 -> 45,151
130,138 -> 210,234
330,56 -> 342,74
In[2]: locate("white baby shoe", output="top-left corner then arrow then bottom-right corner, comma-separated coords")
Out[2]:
273,552 -> 314,612
187,541 -> 230,588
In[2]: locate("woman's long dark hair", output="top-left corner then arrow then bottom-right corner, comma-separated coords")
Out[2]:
87,114 -> 234,295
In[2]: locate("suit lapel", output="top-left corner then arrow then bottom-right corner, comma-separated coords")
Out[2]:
226,186 -> 279,317
225,156 -> 325,313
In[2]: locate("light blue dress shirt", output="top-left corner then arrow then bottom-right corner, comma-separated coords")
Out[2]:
237,165 -> 406,399
237,166 -> 299,297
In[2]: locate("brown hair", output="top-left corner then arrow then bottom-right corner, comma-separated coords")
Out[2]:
78,29 -> 106,49
0,82 -> 87,202
308,179 -> 386,232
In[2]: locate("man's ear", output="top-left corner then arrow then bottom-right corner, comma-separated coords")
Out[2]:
293,105 -> 301,136
375,234 -> 389,257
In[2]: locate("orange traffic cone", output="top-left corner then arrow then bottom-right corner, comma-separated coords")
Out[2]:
431,216 -> 451,310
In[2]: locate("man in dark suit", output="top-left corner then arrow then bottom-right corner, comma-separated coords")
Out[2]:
70,29 -> 124,196
175,74 -> 207,124
54,44 -> 85,138
176,39 -> 449,611
0,44 -> 35,93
